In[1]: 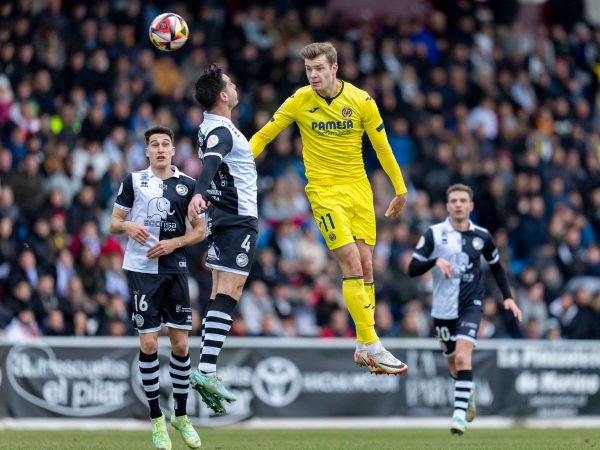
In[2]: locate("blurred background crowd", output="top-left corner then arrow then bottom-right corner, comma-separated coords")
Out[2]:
0,0 -> 599,340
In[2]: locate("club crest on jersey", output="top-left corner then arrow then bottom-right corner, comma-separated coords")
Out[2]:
134,314 -> 144,328
175,184 -> 188,196
341,107 -> 353,118
207,135 -> 219,148
328,232 -> 336,241
472,237 -> 484,251
236,253 -> 249,267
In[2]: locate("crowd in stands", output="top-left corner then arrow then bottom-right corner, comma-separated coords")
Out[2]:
0,0 -> 599,340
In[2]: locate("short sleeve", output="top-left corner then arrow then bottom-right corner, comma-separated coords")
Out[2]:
114,173 -> 134,211
412,228 -> 435,260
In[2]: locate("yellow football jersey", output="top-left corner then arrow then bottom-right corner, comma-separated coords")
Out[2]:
249,80 -> 407,195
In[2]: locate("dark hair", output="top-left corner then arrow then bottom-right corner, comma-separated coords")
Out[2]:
144,126 -> 174,145
193,63 -> 225,110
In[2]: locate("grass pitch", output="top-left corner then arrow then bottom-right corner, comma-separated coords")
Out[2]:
1,428 -> 599,450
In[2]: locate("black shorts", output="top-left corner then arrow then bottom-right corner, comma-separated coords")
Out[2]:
126,271 -> 192,333
433,307 -> 482,357
205,207 -> 258,276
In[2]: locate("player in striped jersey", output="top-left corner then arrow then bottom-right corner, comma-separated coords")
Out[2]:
408,184 -> 522,435
110,126 -> 203,449
187,65 -> 258,415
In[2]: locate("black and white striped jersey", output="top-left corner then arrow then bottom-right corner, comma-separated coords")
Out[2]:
411,218 -> 500,320
114,166 -> 196,274
197,113 -> 257,218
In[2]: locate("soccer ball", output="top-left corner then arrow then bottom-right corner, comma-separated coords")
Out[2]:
149,13 -> 189,52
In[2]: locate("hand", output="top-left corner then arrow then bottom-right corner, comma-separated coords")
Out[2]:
188,194 -> 208,220
385,193 -> 408,217
503,298 -> 522,322
147,239 -> 179,259
435,258 -> 453,278
125,221 -> 149,245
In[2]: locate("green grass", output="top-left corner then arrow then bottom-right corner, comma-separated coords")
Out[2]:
1,428 -> 599,450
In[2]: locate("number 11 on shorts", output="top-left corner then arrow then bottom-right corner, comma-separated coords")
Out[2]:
320,213 -> 335,232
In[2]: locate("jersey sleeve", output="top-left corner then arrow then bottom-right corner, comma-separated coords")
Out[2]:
482,233 -> 500,264
249,95 -> 297,158
114,173 -> 134,211
195,127 -> 233,197
412,228 -> 435,260
362,95 -> 408,196
204,127 -> 234,160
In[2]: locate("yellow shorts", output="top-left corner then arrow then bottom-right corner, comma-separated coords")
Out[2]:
305,177 -> 376,250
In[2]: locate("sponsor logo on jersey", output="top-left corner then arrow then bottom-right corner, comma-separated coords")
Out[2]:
175,184 -> 188,196
328,232 -> 336,241
134,314 -> 144,328
341,107 -> 353,118
311,120 -> 353,131
472,237 -> 484,251
207,135 -> 219,148
236,253 -> 249,267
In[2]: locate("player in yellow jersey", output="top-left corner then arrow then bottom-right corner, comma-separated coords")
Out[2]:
250,42 -> 408,375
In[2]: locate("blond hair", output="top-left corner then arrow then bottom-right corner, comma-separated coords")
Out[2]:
300,42 -> 337,66
446,183 -> 474,201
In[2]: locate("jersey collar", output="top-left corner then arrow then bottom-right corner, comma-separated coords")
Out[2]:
144,165 -> 181,178
315,79 -> 345,105
204,112 -> 232,125
444,217 -> 475,232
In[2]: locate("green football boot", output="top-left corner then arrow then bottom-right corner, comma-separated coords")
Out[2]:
190,369 -> 236,414
450,416 -> 467,435
466,382 -> 477,423
170,414 -> 201,448
151,414 -> 172,450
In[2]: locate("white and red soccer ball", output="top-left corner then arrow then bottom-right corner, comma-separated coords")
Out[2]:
149,13 -> 189,52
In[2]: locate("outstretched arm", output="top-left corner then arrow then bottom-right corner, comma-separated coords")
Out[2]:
363,96 -> 408,217
249,95 -> 296,158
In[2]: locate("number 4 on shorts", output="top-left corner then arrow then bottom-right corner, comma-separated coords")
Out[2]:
241,234 -> 251,252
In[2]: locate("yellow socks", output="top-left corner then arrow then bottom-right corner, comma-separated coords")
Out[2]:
342,277 -> 378,345
364,282 -> 375,326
